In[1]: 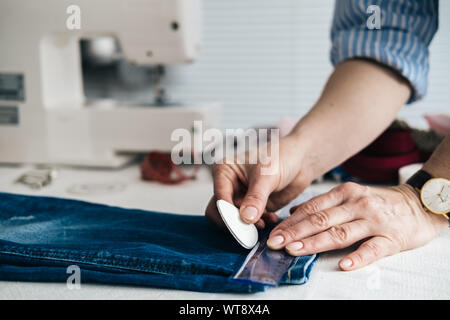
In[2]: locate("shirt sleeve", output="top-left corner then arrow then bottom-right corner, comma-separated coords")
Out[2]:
330,0 -> 439,103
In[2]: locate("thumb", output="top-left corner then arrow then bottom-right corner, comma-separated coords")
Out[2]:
240,174 -> 277,224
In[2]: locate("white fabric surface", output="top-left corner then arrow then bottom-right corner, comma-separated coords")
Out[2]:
0,164 -> 448,300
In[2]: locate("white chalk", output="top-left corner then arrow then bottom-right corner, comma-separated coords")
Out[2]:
216,199 -> 258,249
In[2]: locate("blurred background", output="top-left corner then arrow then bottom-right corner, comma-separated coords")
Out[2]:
85,0 -> 450,130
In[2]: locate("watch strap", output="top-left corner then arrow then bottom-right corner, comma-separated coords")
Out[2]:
406,170 -> 449,226
406,169 -> 433,191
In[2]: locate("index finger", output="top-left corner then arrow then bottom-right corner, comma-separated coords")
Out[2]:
205,168 -> 239,228
205,195 -> 226,228
273,182 -> 358,234
213,173 -> 236,204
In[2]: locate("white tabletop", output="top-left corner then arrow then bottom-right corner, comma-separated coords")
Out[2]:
0,164 -> 449,300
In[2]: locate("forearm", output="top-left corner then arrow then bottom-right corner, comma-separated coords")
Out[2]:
423,135 -> 450,179
289,59 -> 411,179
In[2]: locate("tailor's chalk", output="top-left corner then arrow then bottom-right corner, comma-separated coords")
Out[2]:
216,199 -> 258,249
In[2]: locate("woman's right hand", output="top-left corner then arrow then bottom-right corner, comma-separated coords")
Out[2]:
205,134 -> 316,229
205,59 -> 415,231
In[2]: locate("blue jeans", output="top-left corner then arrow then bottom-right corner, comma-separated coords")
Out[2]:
0,192 -> 317,293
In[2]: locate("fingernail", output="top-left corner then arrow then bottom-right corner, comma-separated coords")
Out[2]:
241,206 -> 258,222
286,241 -> 303,252
340,258 -> 353,269
267,235 -> 284,248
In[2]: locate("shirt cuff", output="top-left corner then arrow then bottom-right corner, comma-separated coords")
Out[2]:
330,29 -> 431,104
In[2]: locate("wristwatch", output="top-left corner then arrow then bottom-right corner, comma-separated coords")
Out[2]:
406,170 -> 450,220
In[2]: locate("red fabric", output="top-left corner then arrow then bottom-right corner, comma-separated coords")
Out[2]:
341,163 -> 399,183
140,151 -> 201,185
364,130 -> 415,156
345,150 -> 420,170
342,150 -> 420,183
343,129 -> 421,183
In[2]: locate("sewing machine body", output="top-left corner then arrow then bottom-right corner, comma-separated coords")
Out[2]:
0,0 -> 219,167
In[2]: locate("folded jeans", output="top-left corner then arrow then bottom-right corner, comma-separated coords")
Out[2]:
0,192 -> 318,293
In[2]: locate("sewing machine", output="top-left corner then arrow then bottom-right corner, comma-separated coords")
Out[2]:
0,0 -> 219,167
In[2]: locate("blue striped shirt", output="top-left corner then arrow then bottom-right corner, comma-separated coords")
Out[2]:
330,0 -> 439,103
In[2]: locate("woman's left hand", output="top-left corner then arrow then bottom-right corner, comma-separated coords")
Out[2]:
267,182 -> 449,271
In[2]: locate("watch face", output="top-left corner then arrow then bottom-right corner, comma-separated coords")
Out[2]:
421,178 -> 450,215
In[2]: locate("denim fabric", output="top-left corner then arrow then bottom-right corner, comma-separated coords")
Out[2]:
0,192 -> 317,293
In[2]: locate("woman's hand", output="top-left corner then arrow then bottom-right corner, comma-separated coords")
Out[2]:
205,135 -> 315,229
267,182 -> 449,270
205,60 -> 412,230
